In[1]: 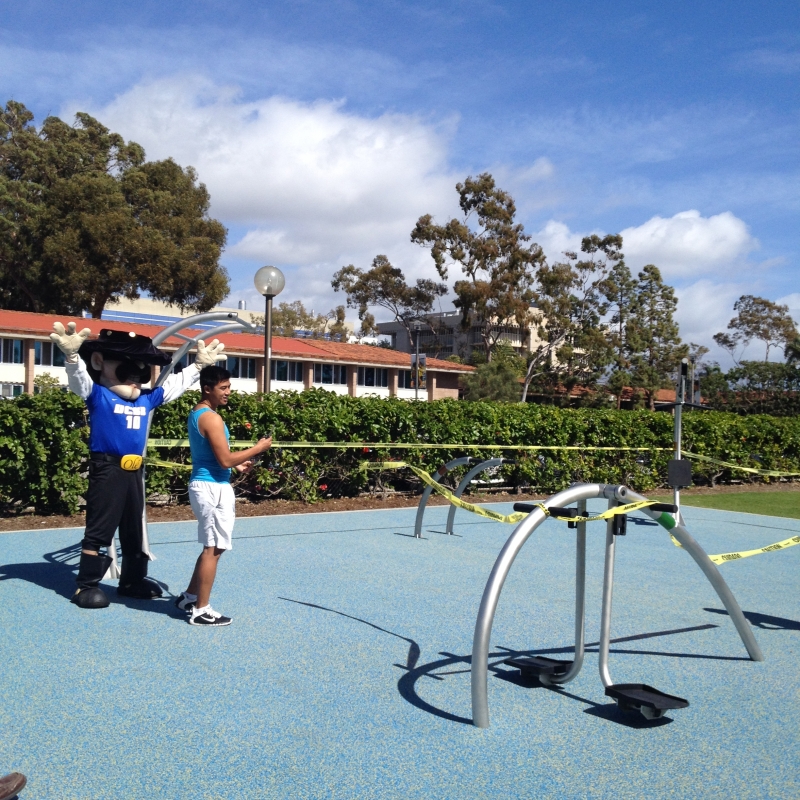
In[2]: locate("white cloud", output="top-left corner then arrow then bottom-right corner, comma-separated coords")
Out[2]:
531,215 -> 760,365
534,220 -> 584,260
777,292 -> 800,327
68,75 -> 460,314
516,157 -> 555,183
674,280 -> 744,351
620,210 -> 757,277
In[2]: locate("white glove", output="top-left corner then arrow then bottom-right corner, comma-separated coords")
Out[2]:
195,338 -> 226,369
50,321 -> 92,363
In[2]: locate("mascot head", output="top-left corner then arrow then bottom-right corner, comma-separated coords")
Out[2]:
79,329 -> 172,401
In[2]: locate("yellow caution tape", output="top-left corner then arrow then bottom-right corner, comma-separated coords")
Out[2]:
148,438 -> 669,452
144,453 -> 800,566
668,519 -> 800,566
369,461 -> 659,524
683,451 -> 800,478
705,534 -> 800,565
146,458 -> 191,471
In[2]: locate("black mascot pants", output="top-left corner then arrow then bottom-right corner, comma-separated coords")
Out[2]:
82,454 -> 146,556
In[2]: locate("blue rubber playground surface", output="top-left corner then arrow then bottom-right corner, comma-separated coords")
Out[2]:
2,500 -> 799,799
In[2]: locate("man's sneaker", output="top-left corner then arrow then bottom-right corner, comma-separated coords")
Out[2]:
189,606 -> 232,627
175,592 -> 197,613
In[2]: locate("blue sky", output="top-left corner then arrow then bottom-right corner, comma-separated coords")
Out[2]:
2,0 -> 798,361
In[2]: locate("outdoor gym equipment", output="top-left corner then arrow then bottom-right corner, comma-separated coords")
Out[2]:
445,458 -> 514,536
414,457 -> 516,538
414,457 -> 473,538
470,482 -> 763,728
105,312 -> 257,578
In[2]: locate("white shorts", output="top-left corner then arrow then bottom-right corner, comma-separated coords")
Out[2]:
189,480 -> 236,551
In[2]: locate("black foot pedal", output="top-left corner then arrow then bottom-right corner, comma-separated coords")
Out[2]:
605,683 -> 689,720
504,656 -> 573,681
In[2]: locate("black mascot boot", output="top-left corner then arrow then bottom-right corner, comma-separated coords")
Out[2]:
117,555 -> 163,599
71,552 -> 112,608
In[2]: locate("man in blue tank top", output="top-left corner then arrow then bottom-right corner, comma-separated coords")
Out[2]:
176,366 -> 272,626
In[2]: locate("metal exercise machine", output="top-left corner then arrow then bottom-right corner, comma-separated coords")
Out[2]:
106,312 -> 257,578
445,458 -> 514,536
470,482 -> 763,728
413,456 -> 473,538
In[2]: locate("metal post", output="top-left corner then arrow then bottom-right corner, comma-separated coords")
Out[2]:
598,498 -> 618,688
673,360 -> 687,513
550,499 -> 587,686
414,323 -> 420,401
264,294 -> 273,394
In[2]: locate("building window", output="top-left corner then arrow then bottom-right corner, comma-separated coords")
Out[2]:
1,339 -> 23,364
226,357 -> 257,379
34,341 -> 66,367
398,370 -> 414,389
313,363 -> 346,385
357,367 -> 388,388
271,360 -> 304,382
170,353 -> 190,371
0,383 -> 23,397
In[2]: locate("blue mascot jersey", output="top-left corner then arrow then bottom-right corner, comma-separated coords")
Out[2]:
86,383 -> 166,456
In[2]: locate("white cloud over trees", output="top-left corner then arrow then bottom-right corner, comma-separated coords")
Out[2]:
68,77 -> 774,360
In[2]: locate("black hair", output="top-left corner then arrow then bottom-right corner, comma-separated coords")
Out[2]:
199,365 -> 231,393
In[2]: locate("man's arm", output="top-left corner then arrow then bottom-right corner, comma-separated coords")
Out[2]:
198,412 -> 272,469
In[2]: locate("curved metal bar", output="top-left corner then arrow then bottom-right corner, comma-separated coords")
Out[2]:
598,499 -> 617,688
151,312 -> 245,347
155,322 -> 257,388
414,457 -> 473,539
471,483 -> 613,728
620,487 -> 763,662
445,458 -> 505,535
548,499 -> 587,685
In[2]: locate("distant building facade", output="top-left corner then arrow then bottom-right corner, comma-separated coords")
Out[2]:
0,309 -> 471,400
377,309 -> 547,362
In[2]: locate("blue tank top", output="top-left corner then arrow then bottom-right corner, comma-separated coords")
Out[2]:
188,407 -> 232,483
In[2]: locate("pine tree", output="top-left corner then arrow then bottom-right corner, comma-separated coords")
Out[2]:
627,265 -> 687,409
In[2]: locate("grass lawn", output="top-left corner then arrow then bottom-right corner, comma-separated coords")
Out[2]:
661,491 -> 800,519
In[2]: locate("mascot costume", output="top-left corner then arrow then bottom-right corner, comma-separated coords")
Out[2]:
50,321 -> 226,609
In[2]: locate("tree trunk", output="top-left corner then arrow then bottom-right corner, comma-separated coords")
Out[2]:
90,296 -> 109,318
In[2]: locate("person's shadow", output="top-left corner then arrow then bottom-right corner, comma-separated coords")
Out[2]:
0,542 -> 186,619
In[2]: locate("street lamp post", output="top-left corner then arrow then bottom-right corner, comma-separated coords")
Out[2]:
254,265 -> 286,393
413,320 -> 421,401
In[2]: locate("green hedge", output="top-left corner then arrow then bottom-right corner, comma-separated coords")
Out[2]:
1,388 -> 798,515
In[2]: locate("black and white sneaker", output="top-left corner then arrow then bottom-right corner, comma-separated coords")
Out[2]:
175,592 -> 197,613
189,606 -> 232,627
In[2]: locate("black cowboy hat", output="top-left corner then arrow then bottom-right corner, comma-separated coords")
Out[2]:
79,329 -> 173,367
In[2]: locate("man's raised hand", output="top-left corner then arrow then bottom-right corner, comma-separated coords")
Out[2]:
195,338 -> 227,369
50,321 -> 92,363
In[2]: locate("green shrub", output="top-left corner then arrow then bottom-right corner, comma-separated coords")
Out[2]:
0,389 -> 797,515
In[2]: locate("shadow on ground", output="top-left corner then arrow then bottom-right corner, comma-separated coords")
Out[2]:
279,597 -> 732,728
0,543 -> 186,619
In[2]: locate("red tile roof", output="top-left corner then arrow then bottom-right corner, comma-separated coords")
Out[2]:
0,309 -> 472,373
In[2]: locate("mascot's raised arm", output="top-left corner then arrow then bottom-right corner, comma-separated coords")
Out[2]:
50,321 -> 227,609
